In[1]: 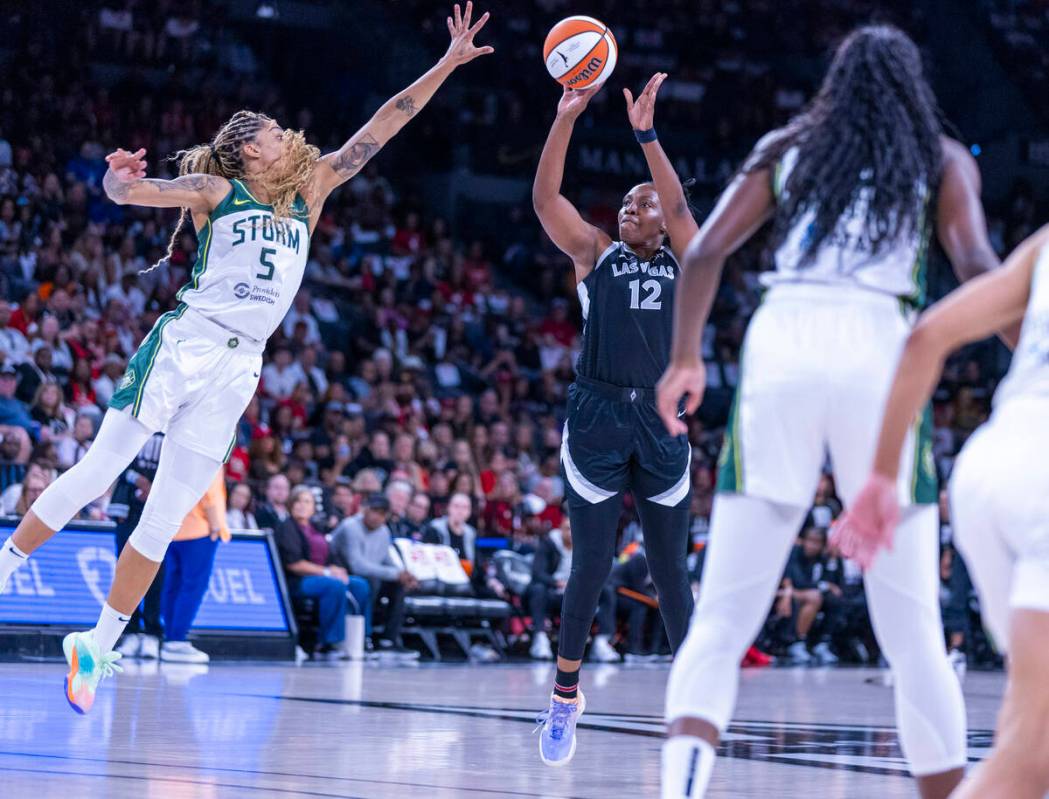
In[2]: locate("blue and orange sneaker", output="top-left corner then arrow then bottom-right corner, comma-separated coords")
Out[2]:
62,631 -> 123,714
535,690 -> 586,767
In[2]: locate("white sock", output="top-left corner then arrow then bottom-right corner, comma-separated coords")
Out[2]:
662,736 -> 715,798
92,603 -> 132,654
0,538 -> 29,591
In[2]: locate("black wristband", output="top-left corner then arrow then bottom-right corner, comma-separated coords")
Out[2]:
634,128 -> 658,144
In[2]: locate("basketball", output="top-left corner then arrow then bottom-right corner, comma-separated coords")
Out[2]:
543,16 -> 618,89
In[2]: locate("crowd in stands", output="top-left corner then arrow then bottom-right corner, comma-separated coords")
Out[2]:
0,1 -> 1045,663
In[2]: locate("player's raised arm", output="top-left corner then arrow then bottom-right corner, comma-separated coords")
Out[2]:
835,224 -> 1047,567
655,156 -> 775,435
624,73 -> 698,262
532,86 -> 612,282
103,148 -> 230,213
311,2 -> 493,201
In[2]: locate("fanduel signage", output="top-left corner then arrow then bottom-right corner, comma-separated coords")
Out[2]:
0,526 -> 290,632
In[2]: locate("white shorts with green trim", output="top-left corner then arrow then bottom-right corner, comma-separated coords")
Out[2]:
109,304 -> 263,463
716,282 -> 936,508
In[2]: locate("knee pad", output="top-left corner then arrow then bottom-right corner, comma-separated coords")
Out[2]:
128,508 -> 178,563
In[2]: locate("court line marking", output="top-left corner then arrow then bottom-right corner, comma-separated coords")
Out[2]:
0,750 -> 589,799
242,695 -> 993,778
0,764 -> 369,798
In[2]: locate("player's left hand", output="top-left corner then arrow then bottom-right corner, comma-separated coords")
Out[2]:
831,473 -> 899,570
443,2 -> 494,67
624,73 -> 668,131
656,358 -> 705,436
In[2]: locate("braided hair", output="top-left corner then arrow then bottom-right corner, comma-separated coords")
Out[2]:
154,110 -> 319,270
747,26 -> 944,264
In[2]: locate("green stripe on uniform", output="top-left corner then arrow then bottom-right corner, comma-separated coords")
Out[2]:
176,218 -> 213,301
911,403 -> 937,504
129,304 -> 186,417
223,433 -> 237,464
716,383 -> 744,493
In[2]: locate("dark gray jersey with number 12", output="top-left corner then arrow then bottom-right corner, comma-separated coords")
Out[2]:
575,241 -> 680,389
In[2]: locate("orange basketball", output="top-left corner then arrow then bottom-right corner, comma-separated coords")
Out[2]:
543,16 -> 618,89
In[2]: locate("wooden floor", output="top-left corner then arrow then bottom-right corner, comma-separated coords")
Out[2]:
0,659 -> 1002,798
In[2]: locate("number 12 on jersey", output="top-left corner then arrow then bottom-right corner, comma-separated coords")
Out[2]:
629,279 -> 662,310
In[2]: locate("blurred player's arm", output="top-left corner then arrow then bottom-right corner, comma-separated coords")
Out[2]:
870,224 -> 1046,480
655,161 -> 774,434
311,2 -> 493,200
532,86 -> 613,282
937,136 -> 1021,346
625,73 -> 699,261
103,148 -> 229,213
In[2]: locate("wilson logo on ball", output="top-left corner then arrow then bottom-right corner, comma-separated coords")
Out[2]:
543,15 -> 618,89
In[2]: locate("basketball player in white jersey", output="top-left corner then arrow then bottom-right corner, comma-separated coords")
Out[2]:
0,3 -> 492,714
838,223 -> 1049,799
655,26 -> 1017,799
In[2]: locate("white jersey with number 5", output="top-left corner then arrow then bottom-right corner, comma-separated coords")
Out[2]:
177,178 -> 310,342
760,146 -> 931,306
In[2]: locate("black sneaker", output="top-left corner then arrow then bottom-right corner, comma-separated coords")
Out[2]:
376,640 -> 421,660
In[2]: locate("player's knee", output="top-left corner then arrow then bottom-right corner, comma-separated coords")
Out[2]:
128,521 -> 173,563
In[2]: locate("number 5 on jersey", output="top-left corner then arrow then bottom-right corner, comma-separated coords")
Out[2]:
629,278 -> 662,310
257,247 -> 276,281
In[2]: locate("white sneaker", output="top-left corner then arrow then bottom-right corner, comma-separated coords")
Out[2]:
589,635 -> 621,663
787,641 -> 813,665
948,648 -> 967,682
115,633 -> 142,659
812,641 -> 839,666
160,641 -> 210,664
139,635 -> 160,660
530,631 -> 553,661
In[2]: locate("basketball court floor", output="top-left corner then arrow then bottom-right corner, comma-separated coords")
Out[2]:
0,660 -> 1001,798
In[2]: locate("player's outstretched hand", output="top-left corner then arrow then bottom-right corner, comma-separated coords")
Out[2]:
624,72 -> 667,131
443,2 -> 494,67
557,84 -> 601,120
831,473 -> 899,570
105,148 -> 147,181
656,359 -> 705,436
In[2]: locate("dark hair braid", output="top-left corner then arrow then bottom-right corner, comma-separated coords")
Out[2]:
747,26 -> 944,264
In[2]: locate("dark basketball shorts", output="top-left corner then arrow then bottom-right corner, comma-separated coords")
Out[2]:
560,377 -> 691,508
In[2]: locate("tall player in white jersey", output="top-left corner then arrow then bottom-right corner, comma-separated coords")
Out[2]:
0,3 -> 492,714
838,224 -> 1049,799
655,27 -> 1018,799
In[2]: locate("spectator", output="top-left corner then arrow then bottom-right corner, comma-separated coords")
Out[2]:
424,492 -> 477,569
56,413 -> 96,470
940,543 -> 974,681
261,346 -> 305,400
160,470 -> 230,664
384,478 -> 414,539
0,302 -> 30,365
226,482 -> 259,530
330,493 -> 419,659
29,381 -> 74,440
0,364 -> 35,436
526,516 -> 576,661
12,469 -> 48,517
16,347 -> 58,404
401,491 -> 432,542
275,486 -> 357,660
255,473 -> 291,531
0,426 -> 31,495
781,526 -> 837,665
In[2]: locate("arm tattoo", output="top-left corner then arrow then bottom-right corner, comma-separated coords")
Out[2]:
328,133 -> 381,178
152,175 -> 221,193
396,96 -> 417,117
103,169 -> 130,201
